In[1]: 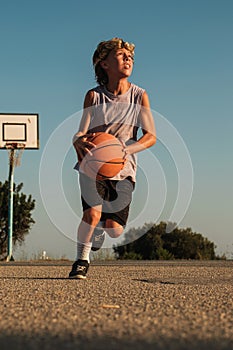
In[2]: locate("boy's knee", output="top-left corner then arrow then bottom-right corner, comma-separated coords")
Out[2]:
82,207 -> 102,227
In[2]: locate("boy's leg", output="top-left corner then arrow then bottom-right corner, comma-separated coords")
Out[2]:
69,175 -> 134,277
91,219 -> 124,251
91,177 -> 135,249
69,206 -> 102,279
104,219 -> 124,238
91,221 -> 106,251
69,173 -> 106,278
102,177 -> 135,238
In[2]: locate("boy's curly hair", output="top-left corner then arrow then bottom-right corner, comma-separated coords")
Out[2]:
92,37 -> 135,86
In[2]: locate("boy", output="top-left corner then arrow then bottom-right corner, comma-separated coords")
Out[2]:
69,38 -> 156,279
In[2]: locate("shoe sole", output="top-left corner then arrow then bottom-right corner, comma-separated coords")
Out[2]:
91,247 -> 101,251
68,274 -> 87,279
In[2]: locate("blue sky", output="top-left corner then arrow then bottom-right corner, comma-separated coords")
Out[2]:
0,0 -> 232,259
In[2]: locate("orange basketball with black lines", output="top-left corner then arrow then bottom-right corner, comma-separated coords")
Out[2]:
79,132 -> 125,180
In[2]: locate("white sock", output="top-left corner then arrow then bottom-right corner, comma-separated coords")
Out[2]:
76,241 -> 92,263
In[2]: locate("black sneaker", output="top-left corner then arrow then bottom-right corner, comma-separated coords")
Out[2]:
68,259 -> 89,279
91,228 -> 105,251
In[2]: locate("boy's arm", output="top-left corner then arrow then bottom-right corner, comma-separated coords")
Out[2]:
73,90 -> 96,158
124,91 -> 156,155
73,90 -> 94,142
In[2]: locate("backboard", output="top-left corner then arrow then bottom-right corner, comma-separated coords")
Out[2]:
0,113 -> 39,149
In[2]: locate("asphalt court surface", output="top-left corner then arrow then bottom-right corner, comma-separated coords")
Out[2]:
0,260 -> 232,350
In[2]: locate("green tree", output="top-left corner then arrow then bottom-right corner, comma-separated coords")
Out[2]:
161,227 -> 216,259
113,221 -> 216,260
0,181 -> 35,260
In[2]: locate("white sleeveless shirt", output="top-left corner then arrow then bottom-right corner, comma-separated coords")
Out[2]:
82,83 -> 145,182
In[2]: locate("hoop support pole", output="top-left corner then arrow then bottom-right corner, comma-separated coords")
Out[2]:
6,148 -> 15,262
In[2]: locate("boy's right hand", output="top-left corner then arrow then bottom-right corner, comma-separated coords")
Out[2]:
73,133 -> 96,161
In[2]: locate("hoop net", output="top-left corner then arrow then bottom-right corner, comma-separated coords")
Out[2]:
5,142 -> 26,167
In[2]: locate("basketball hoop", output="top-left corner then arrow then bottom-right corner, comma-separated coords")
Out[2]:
0,113 -> 39,262
5,142 -> 26,167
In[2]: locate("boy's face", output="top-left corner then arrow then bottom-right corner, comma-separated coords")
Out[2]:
101,48 -> 134,78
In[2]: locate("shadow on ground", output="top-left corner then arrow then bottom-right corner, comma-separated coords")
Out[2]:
0,333 -> 232,350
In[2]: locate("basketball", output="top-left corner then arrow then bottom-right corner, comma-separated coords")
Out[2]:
78,132 -> 125,179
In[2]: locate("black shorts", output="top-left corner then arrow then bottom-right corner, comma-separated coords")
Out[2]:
79,173 -> 135,227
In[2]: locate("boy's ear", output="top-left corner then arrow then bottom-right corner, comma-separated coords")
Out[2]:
100,61 -> 108,69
